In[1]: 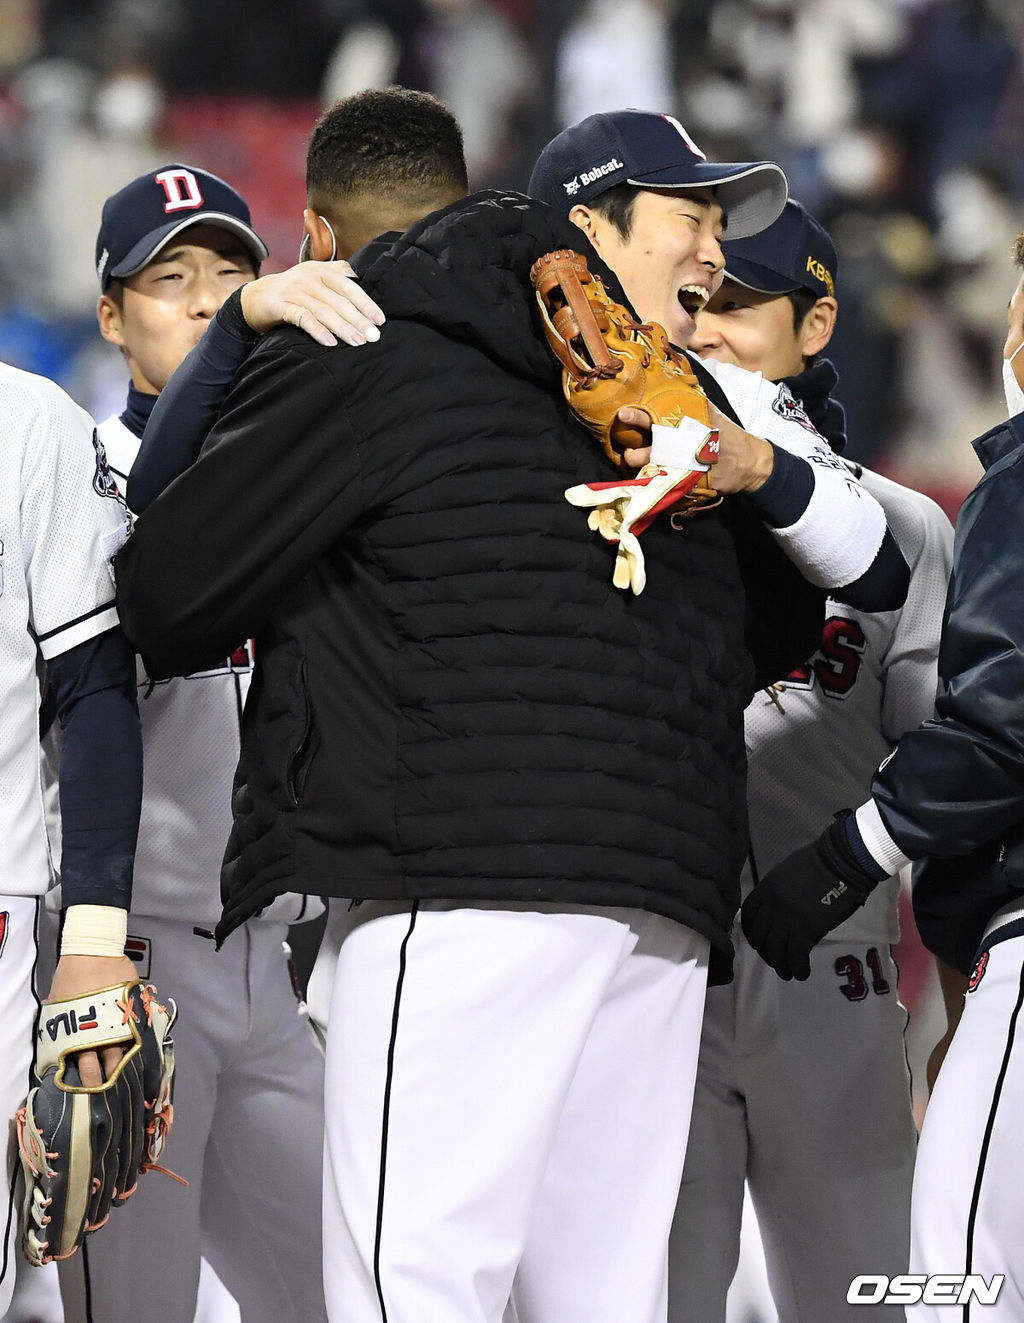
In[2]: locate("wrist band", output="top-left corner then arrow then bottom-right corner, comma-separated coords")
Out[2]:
853,799 -> 912,878
650,418 -> 715,470
61,905 -> 128,959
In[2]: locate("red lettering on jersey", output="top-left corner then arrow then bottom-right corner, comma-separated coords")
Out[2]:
784,661 -> 813,687
813,616 -> 866,697
154,168 -> 204,213
778,615 -> 867,697
0,910 -> 8,958
229,639 -> 255,669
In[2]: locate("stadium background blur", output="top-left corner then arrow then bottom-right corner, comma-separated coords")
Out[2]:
1,0 -> 1017,1116
2,0 -> 1022,516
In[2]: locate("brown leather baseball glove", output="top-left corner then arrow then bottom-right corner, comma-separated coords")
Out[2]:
530,248 -> 720,508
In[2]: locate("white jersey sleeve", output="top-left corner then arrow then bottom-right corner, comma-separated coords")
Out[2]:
17,374 -> 128,658
0,365 -> 129,897
864,469 -> 953,744
696,356 -> 888,589
743,470 -> 953,944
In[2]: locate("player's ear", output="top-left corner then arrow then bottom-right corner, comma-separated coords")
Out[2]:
97,295 -> 127,350
569,204 -> 601,246
800,296 -> 838,359
303,209 -> 336,262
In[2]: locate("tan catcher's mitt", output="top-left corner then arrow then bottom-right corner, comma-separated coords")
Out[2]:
531,249 -> 721,593
530,248 -> 721,492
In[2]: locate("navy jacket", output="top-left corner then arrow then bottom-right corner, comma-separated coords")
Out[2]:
875,414 -> 1024,971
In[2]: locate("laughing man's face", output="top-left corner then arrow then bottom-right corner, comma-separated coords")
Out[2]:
573,187 -> 726,346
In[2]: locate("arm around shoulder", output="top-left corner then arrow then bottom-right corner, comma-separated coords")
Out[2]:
116,334 -> 368,677
128,290 -> 258,513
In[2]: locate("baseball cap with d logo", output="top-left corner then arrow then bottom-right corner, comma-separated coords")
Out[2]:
96,163 -> 269,291
529,109 -> 788,240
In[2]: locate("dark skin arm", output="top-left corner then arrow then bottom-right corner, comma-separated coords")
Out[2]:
925,959 -> 970,1096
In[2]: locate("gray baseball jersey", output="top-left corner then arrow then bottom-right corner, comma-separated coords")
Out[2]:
743,467 -> 954,943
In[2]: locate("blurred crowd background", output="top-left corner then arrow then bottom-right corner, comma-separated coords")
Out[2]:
3,0 -> 1024,512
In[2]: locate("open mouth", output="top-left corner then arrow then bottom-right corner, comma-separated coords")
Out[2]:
677,285 -> 710,316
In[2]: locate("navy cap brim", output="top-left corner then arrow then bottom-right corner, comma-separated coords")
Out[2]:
626,160 -> 788,241
721,254 -> 801,294
107,213 -> 269,283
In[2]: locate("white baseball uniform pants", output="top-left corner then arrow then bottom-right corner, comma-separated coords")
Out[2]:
193,1258 -> 242,1323
56,917 -> 327,1323
322,899 -> 709,1323
307,898 -> 361,1044
0,1259 -> 62,1323
0,898 -> 41,1319
669,934 -> 917,1323
910,926 -> 1024,1320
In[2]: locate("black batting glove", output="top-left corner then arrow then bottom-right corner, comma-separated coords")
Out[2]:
741,811 -> 881,980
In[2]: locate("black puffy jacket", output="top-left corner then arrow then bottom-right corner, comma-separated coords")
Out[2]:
116,191 -> 821,980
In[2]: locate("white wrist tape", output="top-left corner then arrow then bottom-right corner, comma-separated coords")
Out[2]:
768,461 -> 886,588
651,418 -> 717,471
61,905 -> 128,959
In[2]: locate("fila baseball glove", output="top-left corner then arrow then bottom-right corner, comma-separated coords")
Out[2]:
530,247 -> 721,489
16,980 -> 177,1266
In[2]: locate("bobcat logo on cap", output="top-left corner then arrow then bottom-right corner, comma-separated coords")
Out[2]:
568,157 -> 625,196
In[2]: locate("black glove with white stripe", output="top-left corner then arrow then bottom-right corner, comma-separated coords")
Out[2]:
741,812 -> 882,980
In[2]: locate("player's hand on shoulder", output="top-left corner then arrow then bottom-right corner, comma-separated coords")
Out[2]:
239,260 -> 386,348
741,813 -> 879,980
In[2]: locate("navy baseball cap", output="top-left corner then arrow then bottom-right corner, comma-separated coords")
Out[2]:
96,163 -> 268,291
529,109 -> 788,240
722,200 -> 837,298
